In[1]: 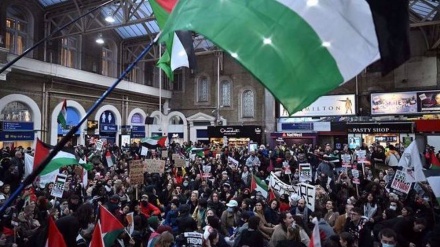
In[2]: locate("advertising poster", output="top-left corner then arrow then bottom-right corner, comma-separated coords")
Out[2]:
417,91 -> 440,112
371,92 -> 417,115
280,94 -> 356,117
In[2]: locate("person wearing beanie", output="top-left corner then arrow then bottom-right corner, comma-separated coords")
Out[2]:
148,216 -> 160,231
164,199 -> 180,234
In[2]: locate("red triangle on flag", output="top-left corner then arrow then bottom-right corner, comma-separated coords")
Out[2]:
90,221 -> 105,247
250,175 -> 256,192
155,0 -> 177,13
99,205 -> 124,233
46,217 -> 67,247
268,189 -> 277,202
431,153 -> 440,169
34,138 -> 50,170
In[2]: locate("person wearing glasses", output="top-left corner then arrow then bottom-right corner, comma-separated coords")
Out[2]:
343,207 -> 373,247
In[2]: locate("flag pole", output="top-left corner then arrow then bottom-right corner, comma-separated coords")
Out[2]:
0,34 -> 160,215
0,0 -> 114,75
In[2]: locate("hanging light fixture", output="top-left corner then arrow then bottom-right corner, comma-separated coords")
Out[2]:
105,14 -> 115,23
96,34 -> 104,44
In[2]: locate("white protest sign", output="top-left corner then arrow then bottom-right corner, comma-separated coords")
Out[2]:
356,150 -> 366,163
96,140 -> 103,151
283,161 -> 291,174
269,172 -> 299,196
299,183 -> 316,212
51,174 -> 67,198
391,170 -> 412,194
299,163 -> 312,182
341,154 -> 351,168
141,146 -> 148,156
228,156 -> 239,169
351,169 -> 360,184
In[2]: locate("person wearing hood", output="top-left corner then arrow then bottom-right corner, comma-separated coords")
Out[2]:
163,199 -> 180,234
176,204 -> 197,234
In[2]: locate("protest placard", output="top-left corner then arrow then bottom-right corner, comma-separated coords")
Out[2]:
391,170 -> 412,194
162,150 -> 168,159
341,154 -> 351,168
298,183 -> 316,212
356,150 -> 366,163
129,160 -> 145,185
174,158 -> 185,167
144,159 -> 165,174
172,154 -> 181,161
351,169 -> 360,184
51,174 -> 67,198
299,163 -> 312,182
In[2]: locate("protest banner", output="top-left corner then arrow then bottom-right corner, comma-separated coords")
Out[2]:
299,163 -> 312,182
269,172 -> 298,196
298,183 -> 316,212
51,174 -> 67,198
144,159 -> 165,174
391,170 -> 412,194
129,160 -> 145,185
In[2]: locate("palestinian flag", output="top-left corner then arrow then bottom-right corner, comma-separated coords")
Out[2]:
99,204 -> 125,246
45,217 -> 67,247
33,139 -> 80,187
150,0 -> 196,80
309,221 -> 322,247
251,174 -> 268,198
423,170 -> 440,205
140,136 -> 167,149
57,100 -> 67,129
160,0 -> 409,115
90,221 -> 105,247
430,152 -> 440,170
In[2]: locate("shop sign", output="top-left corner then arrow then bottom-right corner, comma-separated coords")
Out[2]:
1,121 -> 33,131
131,125 -> 145,132
371,92 -> 418,115
208,126 -> 262,138
0,131 -> 34,141
347,123 -> 412,133
283,133 -> 303,137
282,123 -> 313,131
280,94 -> 356,117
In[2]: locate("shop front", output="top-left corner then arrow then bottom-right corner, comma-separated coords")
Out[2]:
207,126 -> 262,148
270,132 -> 317,147
415,119 -> 440,149
347,122 -> 414,148
168,132 -> 184,145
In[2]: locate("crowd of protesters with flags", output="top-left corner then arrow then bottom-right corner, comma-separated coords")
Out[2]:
0,138 -> 439,247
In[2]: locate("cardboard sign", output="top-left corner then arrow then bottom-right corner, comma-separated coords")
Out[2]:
96,140 -> 103,151
391,170 -> 412,194
172,154 -> 181,161
144,159 -> 165,174
129,160 -> 145,185
174,158 -> 185,167
162,150 -> 168,158
51,174 -> 67,198
299,163 -> 312,182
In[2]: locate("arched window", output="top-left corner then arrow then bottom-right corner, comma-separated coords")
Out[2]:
0,101 -> 32,122
197,76 -> 209,102
169,115 -> 182,125
102,42 -> 117,77
6,6 -> 30,55
221,80 -> 231,107
61,35 -> 79,68
242,90 -> 255,118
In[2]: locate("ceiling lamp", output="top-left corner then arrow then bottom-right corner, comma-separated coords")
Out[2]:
105,15 -> 115,23
96,34 -> 104,44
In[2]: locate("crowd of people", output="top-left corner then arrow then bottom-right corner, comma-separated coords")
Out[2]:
0,140 -> 439,247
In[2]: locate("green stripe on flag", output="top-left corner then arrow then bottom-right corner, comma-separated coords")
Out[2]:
160,0 -> 379,115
